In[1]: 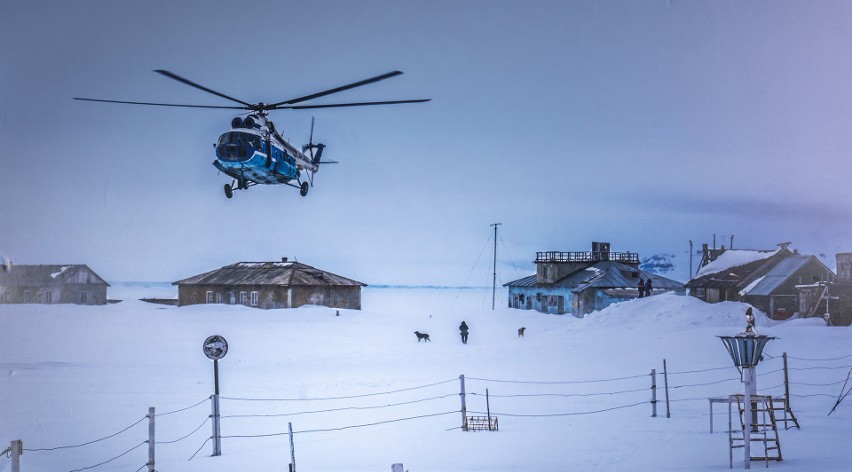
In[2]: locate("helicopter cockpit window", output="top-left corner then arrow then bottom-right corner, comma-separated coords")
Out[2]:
216,132 -> 262,161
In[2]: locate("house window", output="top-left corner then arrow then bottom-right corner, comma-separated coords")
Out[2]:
24,290 -> 32,303
251,291 -> 259,306
206,291 -> 214,304
240,291 -> 248,305
191,292 -> 198,303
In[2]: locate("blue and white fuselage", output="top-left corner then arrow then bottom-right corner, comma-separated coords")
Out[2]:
213,114 -> 318,188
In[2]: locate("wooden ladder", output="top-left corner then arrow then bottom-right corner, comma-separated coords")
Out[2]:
728,394 -> 782,468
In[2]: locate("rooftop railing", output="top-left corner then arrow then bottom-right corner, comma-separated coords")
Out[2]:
535,251 -> 639,264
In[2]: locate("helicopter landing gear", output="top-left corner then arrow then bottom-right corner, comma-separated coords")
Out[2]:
300,181 -> 309,197
224,183 -> 234,199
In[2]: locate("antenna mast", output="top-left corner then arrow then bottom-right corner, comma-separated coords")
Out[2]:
491,223 -> 502,310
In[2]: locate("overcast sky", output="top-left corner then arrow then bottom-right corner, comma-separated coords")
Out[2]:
2,0 -> 851,286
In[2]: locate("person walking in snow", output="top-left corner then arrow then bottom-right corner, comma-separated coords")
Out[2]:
459,321 -> 469,344
645,278 -> 652,297
638,278 -> 645,298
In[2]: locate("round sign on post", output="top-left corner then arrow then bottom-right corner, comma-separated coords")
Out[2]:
204,335 -> 228,360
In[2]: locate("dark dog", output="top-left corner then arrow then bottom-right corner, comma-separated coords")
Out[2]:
518,327 -> 526,337
414,331 -> 431,342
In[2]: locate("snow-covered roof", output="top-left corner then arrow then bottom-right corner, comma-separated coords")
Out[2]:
694,249 -> 779,278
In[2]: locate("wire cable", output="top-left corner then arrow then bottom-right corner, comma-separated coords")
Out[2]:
156,417 -> 210,445
222,393 -> 457,419
469,387 -> 650,398
25,416 -> 148,452
467,401 -> 647,417
467,373 -> 649,385
67,441 -> 147,472
221,378 -> 456,402
156,398 -> 210,417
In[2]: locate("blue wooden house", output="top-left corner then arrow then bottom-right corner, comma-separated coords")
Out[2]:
504,242 -> 684,317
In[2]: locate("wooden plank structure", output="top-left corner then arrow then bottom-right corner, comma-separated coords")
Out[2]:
463,415 -> 498,432
728,394 -> 782,468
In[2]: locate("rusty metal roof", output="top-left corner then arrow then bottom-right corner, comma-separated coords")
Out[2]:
172,261 -> 366,287
0,264 -> 110,287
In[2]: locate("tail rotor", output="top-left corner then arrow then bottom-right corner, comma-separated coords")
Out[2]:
302,117 -> 326,166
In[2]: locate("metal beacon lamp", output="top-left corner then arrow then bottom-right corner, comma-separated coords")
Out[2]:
718,307 -> 776,469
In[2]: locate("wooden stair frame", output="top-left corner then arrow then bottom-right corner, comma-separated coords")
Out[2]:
728,394 -> 782,468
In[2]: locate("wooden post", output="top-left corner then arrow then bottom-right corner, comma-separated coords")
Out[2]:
10,440 -> 22,472
783,352 -> 791,422
148,407 -> 155,472
211,394 -> 221,456
486,388 -> 492,431
459,375 -> 467,431
288,422 -> 296,472
651,369 -> 657,417
663,359 -> 671,418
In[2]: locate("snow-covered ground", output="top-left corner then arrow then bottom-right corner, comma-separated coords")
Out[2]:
1,285 -> 850,471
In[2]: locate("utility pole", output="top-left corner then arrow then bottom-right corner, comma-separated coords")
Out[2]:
490,223 -> 502,310
689,240 -> 693,279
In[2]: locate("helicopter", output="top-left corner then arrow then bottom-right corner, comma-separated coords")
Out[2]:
75,70 -> 429,198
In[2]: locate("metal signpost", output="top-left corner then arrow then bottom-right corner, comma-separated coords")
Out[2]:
204,335 -> 228,457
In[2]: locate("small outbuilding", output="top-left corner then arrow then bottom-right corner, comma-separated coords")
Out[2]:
795,253 -> 852,326
173,258 -> 366,310
504,242 -> 684,317
0,264 -> 110,305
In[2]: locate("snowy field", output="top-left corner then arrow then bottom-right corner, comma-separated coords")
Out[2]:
1,285 -> 850,471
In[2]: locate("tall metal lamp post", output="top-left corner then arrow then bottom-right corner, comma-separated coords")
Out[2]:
718,309 -> 775,469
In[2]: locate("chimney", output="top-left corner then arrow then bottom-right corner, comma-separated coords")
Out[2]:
282,257 -> 289,262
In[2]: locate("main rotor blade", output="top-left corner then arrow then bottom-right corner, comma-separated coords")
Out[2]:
269,71 -> 405,107
276,99 -> 431,110
154,69 -> 255,108
74,97 -> 247,109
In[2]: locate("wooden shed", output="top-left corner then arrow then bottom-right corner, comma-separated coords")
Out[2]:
0,264 -> 110,305
685,244 -> 833,320
173,259 -> 366,310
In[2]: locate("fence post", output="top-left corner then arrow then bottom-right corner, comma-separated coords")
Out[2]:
663,359 -> 671,418
651,369 -> 657,417
459,374 -> 467,431
148,407 -> 155,472
288,422 -> 296,472
10,440 -> 22,472
211,394 -> 221,456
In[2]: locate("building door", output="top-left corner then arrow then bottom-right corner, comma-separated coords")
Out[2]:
557,296 -> 564,314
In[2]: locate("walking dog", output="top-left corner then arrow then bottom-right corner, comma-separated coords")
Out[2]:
518,327 -> 526,337
414,331 -> 431,342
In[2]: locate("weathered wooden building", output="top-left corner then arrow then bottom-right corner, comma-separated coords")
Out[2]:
796,253 -> 852,326
504,242 -> 684,317
173,258 -> 366,310
685,243 -> 834,320
0,264 -> 110,305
